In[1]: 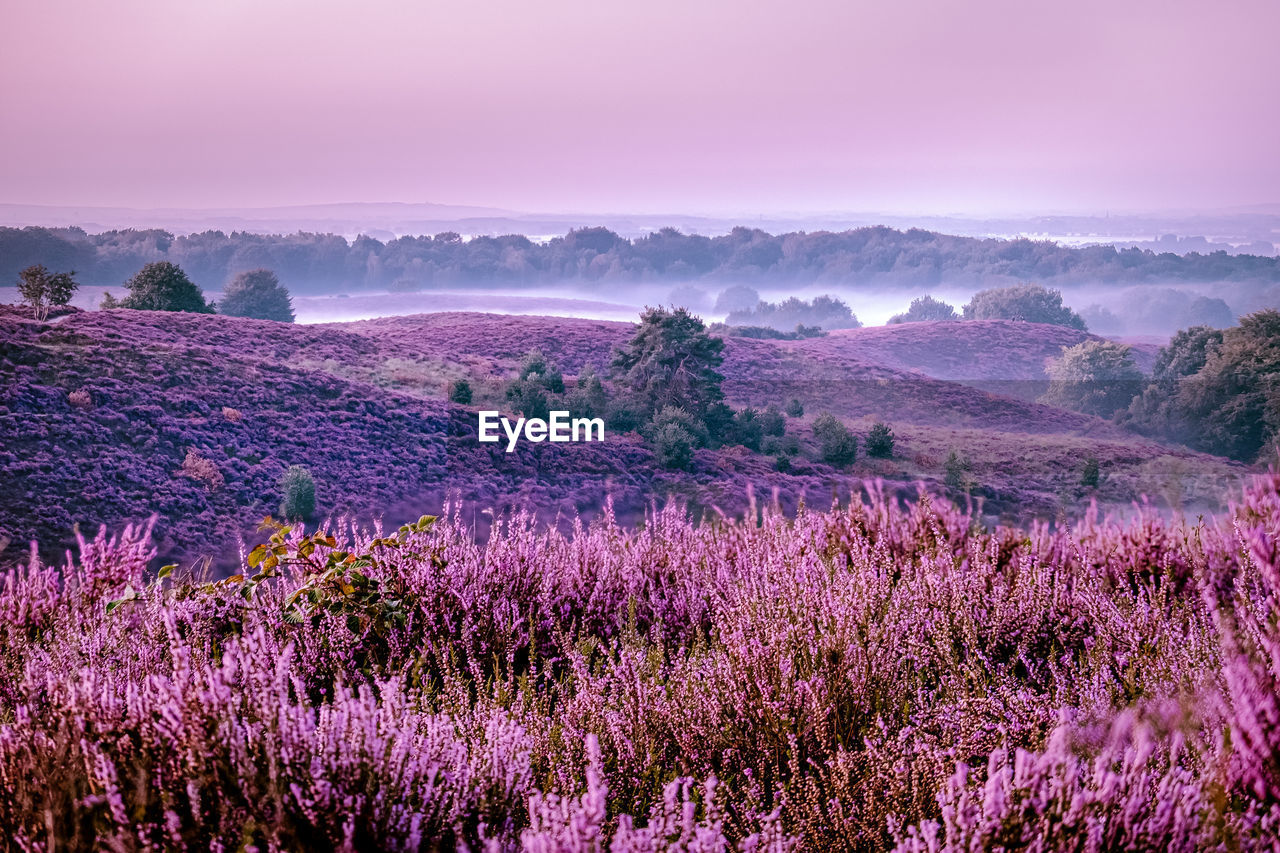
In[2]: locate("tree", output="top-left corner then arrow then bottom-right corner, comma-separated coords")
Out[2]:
944,449 -> 973,492
121,261 -> 213,313
448,379 -> 473,405
1040,341 -> 1145,418
812,413 -> 857,467
963,284 -> 1087,330
611,307 -> 725,419
1177,310 -> 1280,461
219,269 -> 295,322
865,422 -> 895,458
1122,326 -> 1225,446
279,465 -> 316,521
16,264 -> 78,321
1080,457 -> 1101,489
888,295 -> 957,324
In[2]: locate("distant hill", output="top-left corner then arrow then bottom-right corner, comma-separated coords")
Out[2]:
0,307 -> 1245,568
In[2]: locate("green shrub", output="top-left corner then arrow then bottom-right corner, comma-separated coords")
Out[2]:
279,465 -> 317,521
1081,456 -> 1101,489
944,449 -> 973,492
649,422 -> 696,470
448,379 -> 473,405
758,405 -> 786,437
785,398 -> 804,418
775,454 -> 792,473
865,422 -> 895,458
813,413 -> 857,467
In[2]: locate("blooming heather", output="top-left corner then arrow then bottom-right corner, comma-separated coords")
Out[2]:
1,472 -> 1280,850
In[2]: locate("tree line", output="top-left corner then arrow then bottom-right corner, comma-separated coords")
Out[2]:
3,223 -> 1278,294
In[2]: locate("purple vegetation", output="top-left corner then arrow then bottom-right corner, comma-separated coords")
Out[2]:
1,469 -> 1279,848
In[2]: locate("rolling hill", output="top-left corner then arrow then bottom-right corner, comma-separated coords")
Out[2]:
0,306 -> 1246,567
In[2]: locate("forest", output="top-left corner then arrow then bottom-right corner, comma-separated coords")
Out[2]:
3,223 -> 1279,295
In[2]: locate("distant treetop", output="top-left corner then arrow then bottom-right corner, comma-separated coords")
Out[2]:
219,269 -> 295,322
888,295 -> 958,324
962,283 -> 1087,331
120,261 -> 213,313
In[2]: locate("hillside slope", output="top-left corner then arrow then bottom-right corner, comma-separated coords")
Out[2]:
0,307 -> 1245,567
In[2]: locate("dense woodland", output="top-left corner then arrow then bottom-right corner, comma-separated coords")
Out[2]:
3,223 -> 1279,293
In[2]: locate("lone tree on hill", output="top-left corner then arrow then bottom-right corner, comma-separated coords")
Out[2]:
888,295 -> 957,324
963,283 -> 1087,330
219,269 -> 295,322
121,261 -> 213,313
17,264 -> 78,321
611,306 -> 725,419
1041,340 -> 1144,418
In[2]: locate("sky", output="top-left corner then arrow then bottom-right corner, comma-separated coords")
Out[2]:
1,0 -> 1277,216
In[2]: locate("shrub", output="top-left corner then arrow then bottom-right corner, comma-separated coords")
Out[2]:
963,283 -> 1087,330
518,349 -> 564,394
813,412 -> 857,466
67,389 -> 92,409
120,262 -> 213,313
758,405 -> 786,437
505,379 -> 550,420
16,264 -> 78,321
448,379 -> 473,405
278,465 -> 316,520
1081,456 -> 1101,488
1041,340 -> 1145,418
565,367 -> 608,419
729,407 -> 764,451
944,449 -> 973,492
218,269 -> 295,322
648,421 -> 697,470
785,398 -> 804,418
775,454 -> 792,473
178,449 -> 224,491
865,421 -> 895,458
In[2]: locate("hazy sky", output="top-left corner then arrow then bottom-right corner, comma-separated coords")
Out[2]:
2,0 -> 1276,215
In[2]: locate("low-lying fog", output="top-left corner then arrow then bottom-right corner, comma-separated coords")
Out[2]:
4,278 -> 1272,341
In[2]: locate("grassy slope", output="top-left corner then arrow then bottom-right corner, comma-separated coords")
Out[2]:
0,307 -> 1245,567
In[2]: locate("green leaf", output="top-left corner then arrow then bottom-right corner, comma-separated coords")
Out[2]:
158,564 -> 175,579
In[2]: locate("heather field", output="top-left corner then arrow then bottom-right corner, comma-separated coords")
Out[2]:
4,468 -> 1280,850
0,306 -> 1245,567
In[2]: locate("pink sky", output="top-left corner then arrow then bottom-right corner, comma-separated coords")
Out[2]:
2,0 -> 1276,215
